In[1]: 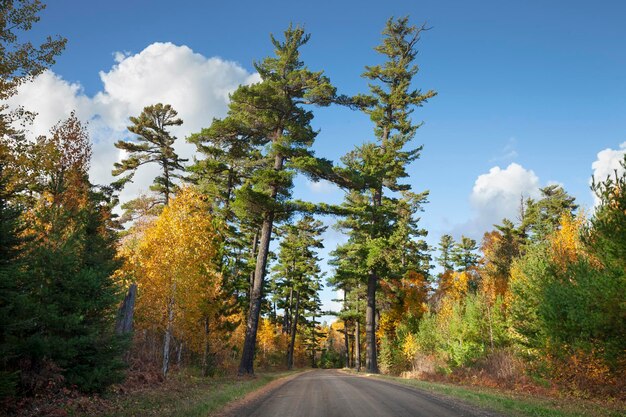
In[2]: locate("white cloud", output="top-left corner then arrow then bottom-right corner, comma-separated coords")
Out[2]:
591,142 -> 626,205
454,163 -> 541,239
7,42 -> 259,206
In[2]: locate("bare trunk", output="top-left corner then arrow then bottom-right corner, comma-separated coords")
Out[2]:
202,317 -> 211,377
355,318 -> 361,371
177,340 -> 183,366
343,321 -> 350,368
365,271 -> 378,373
342,290 -> 350,368
162,284 -> 176,377
287,290 -> 300,370
115,283 -> 137,335
238,153 -> 284,376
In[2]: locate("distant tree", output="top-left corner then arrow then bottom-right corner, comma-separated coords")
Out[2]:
480,219 -> 522,298
520,185 -> 577,243
272,216 -> 326,369
452,236 -> 479,272
112,103 -> 187,209
436,234 -> 455,272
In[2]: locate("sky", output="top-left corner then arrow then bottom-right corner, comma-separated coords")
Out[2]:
7,0 -> 626,319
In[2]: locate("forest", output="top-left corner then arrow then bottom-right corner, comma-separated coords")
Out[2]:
1,1 -> 625,416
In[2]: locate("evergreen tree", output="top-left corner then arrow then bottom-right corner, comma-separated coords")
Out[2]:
188,120 -> 264,309
436,234 -> 455,272
451,236 -> 479,272
112,103 -> 187,208
23,114 -> 126,392
338,17 -> 436,373
520,185 -> 578,243
198,25 -> 336,376
272,216 -> 326,369
328,237 -> 367,370
0,137 -> 32,397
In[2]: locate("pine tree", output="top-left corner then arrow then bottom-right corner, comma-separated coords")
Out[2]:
197,25 -> 336,375
272,216 -> 326,369
436,234 -> 455,272
520,185 -> 578,243
112,103 -> 187,208
338,17 -> 436,373
328,237 -> 368,371
451,236 -> 479,272
188,121 -> 264,310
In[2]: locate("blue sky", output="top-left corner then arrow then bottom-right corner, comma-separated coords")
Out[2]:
12,0 -> 626,318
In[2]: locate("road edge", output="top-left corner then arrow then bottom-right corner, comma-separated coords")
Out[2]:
213,369 -> 311,417
339,369 -> 504,417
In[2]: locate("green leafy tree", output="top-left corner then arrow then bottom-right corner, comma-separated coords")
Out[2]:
0,0 -> 66,136
112,103 -> 187,208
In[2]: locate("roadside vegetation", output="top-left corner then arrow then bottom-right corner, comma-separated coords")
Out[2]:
374,374 -> 625,417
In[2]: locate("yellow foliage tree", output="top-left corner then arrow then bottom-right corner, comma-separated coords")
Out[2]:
549,213 -> 587,271
119,187 -> 228,376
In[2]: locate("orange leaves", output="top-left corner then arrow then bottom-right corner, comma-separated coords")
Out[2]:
119,187 -> 226,354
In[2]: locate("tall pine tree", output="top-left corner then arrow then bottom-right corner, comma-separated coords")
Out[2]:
196,25 -> 337,375
338,17 -> 436,373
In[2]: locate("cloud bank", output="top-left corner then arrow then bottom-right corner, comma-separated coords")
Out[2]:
7,42 -> 259,204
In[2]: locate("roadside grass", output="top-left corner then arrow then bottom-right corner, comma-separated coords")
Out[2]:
72,369 -> 300,417
370,373 -> 625,417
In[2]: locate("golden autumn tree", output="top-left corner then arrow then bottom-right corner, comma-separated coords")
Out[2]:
121,187 -> 229,377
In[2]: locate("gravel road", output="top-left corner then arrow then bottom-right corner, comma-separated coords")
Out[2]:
223,369 -> 503,417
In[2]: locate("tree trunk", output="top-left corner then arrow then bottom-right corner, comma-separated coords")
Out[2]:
283,287 -> 293,334
343,321 -> 350,368
365,270 -> 378,373
238,154 -> 284,376
162,285 -> 175,377
249,229 -> 259,300
342,290 -> 350,368
177,340 -> 183,366
287,290 -> 300,370
202,317 -> 211,377
355,319 -> 361,371
115,283 -> 137,335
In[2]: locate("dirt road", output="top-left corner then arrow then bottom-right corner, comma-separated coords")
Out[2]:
223,369 -> 502,417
